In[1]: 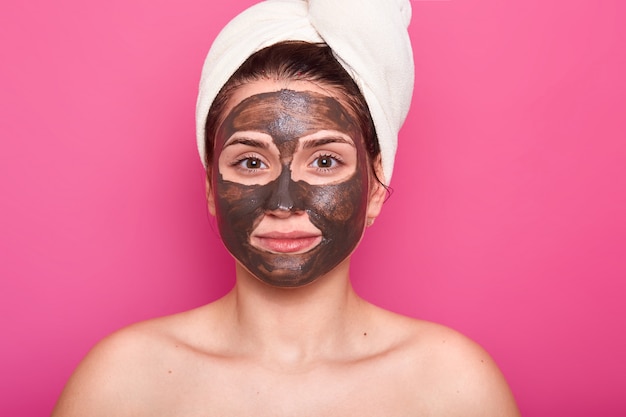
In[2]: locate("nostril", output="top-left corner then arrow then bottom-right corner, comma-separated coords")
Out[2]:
265,165 -> 295,213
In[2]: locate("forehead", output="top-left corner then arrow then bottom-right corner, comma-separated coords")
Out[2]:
225,90 -> 355,140
217,80 -> 359,144
224,79 -> 341,115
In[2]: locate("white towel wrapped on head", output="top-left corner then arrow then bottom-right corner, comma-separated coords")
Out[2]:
196,0 -> 414,184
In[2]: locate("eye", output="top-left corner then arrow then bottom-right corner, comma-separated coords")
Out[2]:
233,156 -> 268,172
309,153 -> 343,171
314,156 -> 335,168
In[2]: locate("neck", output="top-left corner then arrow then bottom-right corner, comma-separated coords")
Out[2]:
220,258 -> 369,369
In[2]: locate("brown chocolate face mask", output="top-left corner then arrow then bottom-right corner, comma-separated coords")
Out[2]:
212,89 -> 369,287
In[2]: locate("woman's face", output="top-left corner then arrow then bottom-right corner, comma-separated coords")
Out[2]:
208,80 -> 382,287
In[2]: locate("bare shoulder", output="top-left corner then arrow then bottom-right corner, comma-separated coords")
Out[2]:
51,306 -> 215,417
369,307 -> 521,416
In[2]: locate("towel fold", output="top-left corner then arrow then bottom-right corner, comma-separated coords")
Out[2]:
196,0 -> 414,184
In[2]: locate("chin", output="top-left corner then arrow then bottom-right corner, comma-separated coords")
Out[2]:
251,264 -> 321,288
233,241 -> 353,289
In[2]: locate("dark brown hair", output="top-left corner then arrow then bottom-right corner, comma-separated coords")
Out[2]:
204,41 -> 381,179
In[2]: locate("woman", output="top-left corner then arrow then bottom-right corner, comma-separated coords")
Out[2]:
53,1 -> 520,415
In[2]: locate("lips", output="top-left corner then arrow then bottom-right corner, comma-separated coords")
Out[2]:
251,231 -> 322,254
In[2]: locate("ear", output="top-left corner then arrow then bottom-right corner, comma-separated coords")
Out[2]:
366,156 -> 387,224
205,174 -> 216,217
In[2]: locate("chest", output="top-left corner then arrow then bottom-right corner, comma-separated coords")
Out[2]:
151,358 -> 428,417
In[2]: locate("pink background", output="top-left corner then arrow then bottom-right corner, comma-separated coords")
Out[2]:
1,0 -> 625,415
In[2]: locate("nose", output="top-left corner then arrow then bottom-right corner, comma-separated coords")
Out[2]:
265,165 -> 297,216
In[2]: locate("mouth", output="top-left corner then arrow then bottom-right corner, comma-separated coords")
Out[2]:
251,231 -> 322,254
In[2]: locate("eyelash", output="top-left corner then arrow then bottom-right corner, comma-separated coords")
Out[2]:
228,152 -> 345,175
310,152 -> 344,172
231,154 -> 268,173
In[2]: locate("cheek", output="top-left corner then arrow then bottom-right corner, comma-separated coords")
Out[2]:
305,170 -> 368,224
215,178 -> 268,233
309,184 -> 361,221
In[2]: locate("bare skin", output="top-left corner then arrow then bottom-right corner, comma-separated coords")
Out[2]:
52,80 -> 520,417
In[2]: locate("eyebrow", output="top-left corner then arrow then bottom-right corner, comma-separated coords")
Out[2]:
223,137 -> 270,149
300,136 -> 355,149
